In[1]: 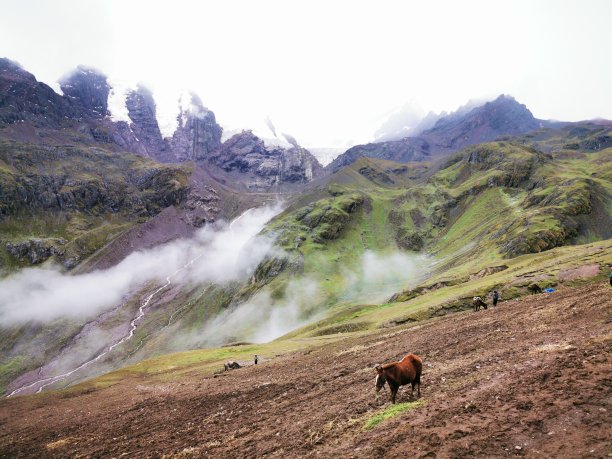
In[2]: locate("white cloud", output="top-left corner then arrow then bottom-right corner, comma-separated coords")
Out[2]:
0,204 -> 284,326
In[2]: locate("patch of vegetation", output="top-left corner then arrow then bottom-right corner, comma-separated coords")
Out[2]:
363,399 -> 426,430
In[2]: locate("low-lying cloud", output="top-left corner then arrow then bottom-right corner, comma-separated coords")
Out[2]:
343,250 -> 429,303
193,276 -> 321,346
0,204 -> 283,326
179,250 -> 429,348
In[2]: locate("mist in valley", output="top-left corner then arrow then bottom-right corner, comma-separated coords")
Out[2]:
180,249 -> 430,348
1,202 -> 431,395
0,205 -> 283,326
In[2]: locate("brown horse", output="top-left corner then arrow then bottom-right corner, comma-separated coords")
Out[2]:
224,361 -> 241,371
473,296 -> 488,311
375,353 -> 422,404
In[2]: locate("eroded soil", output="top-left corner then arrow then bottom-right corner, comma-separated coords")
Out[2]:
1,282 -> 611,458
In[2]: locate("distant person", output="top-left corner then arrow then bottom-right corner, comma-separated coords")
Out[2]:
254,354 -> 259,365
492,290 -> 499,307
609,271 -> 612,287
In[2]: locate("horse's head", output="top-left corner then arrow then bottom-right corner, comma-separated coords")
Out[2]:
375,365 -> 386,392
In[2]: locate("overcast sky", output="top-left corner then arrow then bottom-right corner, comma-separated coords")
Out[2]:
1,0 -> 610,148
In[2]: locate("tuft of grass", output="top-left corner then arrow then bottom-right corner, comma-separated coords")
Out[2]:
363,399 -> 426,430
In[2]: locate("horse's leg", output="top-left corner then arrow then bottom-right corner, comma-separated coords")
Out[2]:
411,382 -> 415,398
390,385 -> 398,404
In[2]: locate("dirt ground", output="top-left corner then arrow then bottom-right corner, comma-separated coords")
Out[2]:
1,282 -> 611,458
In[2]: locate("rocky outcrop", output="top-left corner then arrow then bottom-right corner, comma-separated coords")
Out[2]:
59,66 -> 110,118
210,130 -> 323,189
5,238 -> 66,264
295,193 -> 365,242
0,58 -> 78,128
0,141 -> 191,218
168,93 -> 222,162
181,185 -> 220,228
125,85 -> 167,158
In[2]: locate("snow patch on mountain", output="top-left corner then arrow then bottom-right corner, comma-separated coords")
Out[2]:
155,90 -> 183,139
107,78 -> 133,123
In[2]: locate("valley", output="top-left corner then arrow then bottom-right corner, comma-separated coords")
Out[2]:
0,54 -> 611,458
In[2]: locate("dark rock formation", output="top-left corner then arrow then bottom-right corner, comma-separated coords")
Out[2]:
169,93 -> 222,162
125,85 -> 167,158
209,130 -> 323,189
59,66 -> 110,118
5,238 -> 66,264
0,58 -> 77,127
181,184 -> 220,228
0,60 -> 325,189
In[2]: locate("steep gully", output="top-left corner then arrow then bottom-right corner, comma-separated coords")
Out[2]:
7,208 -> 257,397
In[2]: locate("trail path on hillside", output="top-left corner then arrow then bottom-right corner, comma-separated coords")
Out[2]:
1,283 -> 610,458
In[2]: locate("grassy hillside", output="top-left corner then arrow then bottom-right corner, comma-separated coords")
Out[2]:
69,238 -> 612,393
1,130 -> 611,397
266,142 -> 611,279
0,140 -> 191,273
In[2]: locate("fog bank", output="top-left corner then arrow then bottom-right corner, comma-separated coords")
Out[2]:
0,205 -> 283,326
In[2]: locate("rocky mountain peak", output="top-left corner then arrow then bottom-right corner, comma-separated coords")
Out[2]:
125,84 -> 166,155
0,58 -> 36,84
329,94 -> 543,171
0,57 -> 76,127
209,130 -> 323,190
169,92 -> 223,162
430,95 -> 536,133
59,65 -> 110,117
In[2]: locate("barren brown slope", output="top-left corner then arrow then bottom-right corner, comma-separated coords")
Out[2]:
1,282 -> 610,458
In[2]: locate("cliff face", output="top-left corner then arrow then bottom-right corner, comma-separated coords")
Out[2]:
209,130 -> 323,189
0,60 -> 324,191
0,60 -> 225,164
167,93 -> 223,162
0,58 -> 78,128
59,66 -> 110,118
125,85 -> 167,158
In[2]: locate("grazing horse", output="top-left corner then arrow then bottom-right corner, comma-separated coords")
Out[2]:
224,361 -> 241,371
528,283 -> 543,294
375,353 -> 422,404
473,296 -> 488,311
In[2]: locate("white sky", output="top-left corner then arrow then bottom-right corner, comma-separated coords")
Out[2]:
1,0 -> 611,148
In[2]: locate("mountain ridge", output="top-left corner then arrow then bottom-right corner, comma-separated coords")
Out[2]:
0,58 -> 324,188
329,95 -> 546,171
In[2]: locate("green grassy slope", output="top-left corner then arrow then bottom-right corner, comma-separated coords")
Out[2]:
266,142 -> 611,278
67,238 -> 610,395
2,130 -> 611,396
0,140 -> 191,273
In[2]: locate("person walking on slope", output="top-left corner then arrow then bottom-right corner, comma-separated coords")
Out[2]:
492,290 -> 499,307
